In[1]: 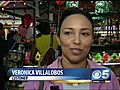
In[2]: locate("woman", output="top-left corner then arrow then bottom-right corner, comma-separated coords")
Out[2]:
24,7 -> 120,90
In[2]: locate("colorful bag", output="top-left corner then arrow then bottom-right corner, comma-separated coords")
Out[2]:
40,32 -> 55,66
40,47 -> 55,66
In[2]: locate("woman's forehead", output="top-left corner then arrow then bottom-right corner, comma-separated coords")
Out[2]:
61,14 -> 92,28
63,14 -> 91,22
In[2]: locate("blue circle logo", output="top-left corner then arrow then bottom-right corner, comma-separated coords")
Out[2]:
92,70 -> 102,79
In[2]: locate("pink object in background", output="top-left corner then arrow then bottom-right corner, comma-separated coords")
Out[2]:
25,51 -> 31,65
18,24 -> 28,38
25,51 -> 31,60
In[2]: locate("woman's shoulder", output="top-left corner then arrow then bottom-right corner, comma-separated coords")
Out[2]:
24,81 -> 40,90
87,59 -> 107,68
47,57 -> 61,68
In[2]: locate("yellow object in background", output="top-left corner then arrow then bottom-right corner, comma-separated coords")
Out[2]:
35,34 -> 59,67
35,51 -> 41,61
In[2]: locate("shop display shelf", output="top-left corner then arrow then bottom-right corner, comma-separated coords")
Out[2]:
98,63 -> 120,66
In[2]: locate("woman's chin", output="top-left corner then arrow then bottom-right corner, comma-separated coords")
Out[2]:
68,56 -> 86,64
69,59 -> 83,64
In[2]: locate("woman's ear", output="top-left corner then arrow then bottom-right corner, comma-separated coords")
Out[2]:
56,35 -> 61,46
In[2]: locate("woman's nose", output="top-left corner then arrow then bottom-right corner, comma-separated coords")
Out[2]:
73,34 -> 81,44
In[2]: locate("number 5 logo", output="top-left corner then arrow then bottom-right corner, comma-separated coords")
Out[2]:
102,70 -> 110,79
92,69 -> 110,80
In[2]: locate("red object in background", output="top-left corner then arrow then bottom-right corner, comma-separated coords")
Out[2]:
25,51 -> 31,60
56,1 -> 65,5
79,1 -> 95,12
22,14 -> 33,29
103,53 -> 111,62
19,14 -> 33,38
25,59 -> 31,65
25,51 -> 31,65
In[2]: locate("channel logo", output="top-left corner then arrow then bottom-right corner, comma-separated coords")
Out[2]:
92,69 -> 111,81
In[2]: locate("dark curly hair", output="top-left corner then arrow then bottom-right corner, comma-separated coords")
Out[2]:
57,7 -> 93,36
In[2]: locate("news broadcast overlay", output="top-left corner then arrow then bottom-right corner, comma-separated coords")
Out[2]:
8,68 -> 111,83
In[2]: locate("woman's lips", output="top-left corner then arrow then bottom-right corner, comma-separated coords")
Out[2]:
70,48 -> 83,55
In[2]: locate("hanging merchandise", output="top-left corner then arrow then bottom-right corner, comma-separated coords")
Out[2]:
66,1 -> 79,8
18,14 -> 33,38
102,53 -> 111,63
95,53 -> 103,63
22,14 -> 33,29
25,51 -> 31,65
40,32 -> 55,66
6,43 -> 24,68
111,53 -> 119,60
95,1 -> 113,14
18,14 -> 34,66
56,1 -> 65,5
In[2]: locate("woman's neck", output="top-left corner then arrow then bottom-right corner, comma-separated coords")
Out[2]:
60,57 -> 88,68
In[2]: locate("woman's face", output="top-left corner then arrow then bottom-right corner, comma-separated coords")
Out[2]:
57,14 -> 93,64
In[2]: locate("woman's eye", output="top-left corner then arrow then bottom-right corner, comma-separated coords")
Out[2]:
81,32 -> 90,36
64,32 -> 72,35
